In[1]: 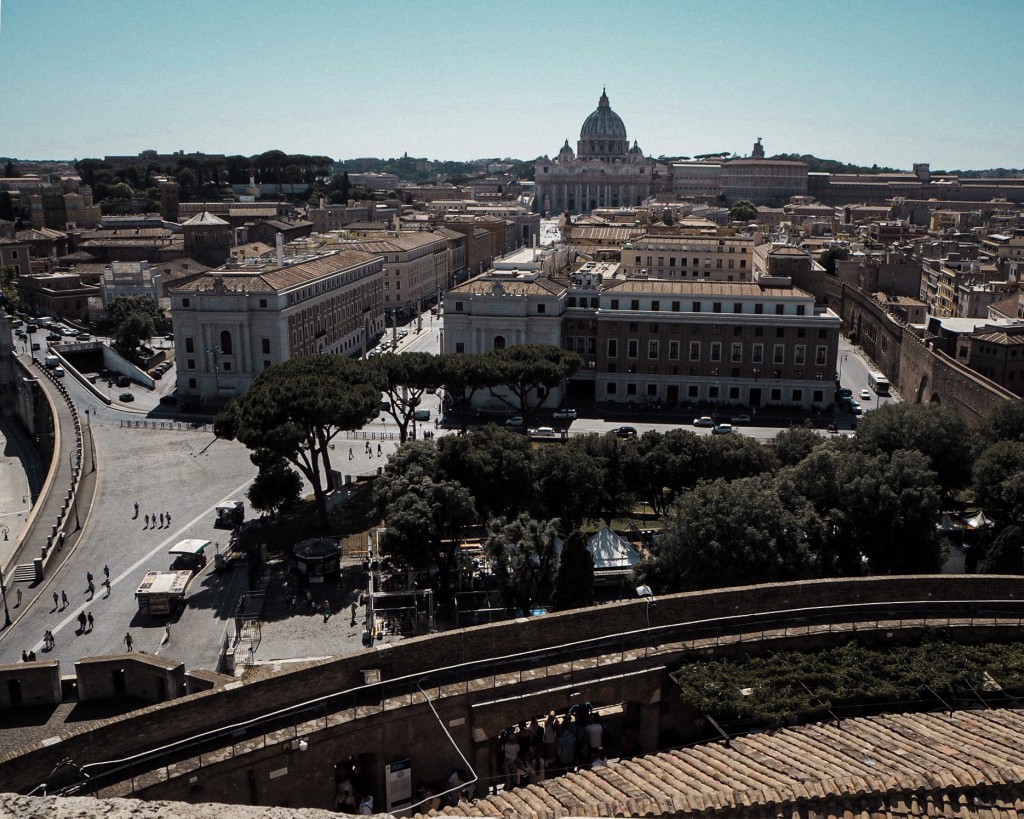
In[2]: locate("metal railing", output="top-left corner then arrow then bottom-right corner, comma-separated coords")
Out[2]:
59,597 -> 1024,797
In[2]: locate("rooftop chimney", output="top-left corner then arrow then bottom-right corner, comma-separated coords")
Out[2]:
276,232 -> 285,267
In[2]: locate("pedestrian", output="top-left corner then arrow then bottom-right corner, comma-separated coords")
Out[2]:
163,623 -> 170,645
377,443 -> 382,456
45,630 -> 54,650
134,501 -> 139,518
77,611 -> 86,632
61,590 -> 68,608
27,650 -> 36,661
52,591 -> 58,609
349,447 -> 353,460
104,564 -> 110,580
166,511 -> 171,526
22,650 -> 28,662
15,587 -> 22,607
124,632 -> 134,652
87,579 -> 94,597
151,513 -> 156,528
144,513 -> 149,528
86,571 -> 93,585
159,512 -> 165,528
365,441 -> 370,454
86,611 -> 94,631
323,600 -> 331,623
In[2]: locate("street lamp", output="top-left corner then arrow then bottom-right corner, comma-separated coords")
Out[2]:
69,451 -> 81,531
0,552 -> 10,628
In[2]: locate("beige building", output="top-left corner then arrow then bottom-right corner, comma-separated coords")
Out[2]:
620,233 -> 754,280
169,249 -> 384,405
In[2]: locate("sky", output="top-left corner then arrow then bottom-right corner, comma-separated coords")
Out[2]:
1,0 -> 1022,171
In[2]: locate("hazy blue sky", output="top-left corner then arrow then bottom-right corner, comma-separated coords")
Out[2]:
1,0 -> 1022,171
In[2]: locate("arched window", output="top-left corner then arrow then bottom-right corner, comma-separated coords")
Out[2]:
493,335 -> 506,350
220,330 -> 233,355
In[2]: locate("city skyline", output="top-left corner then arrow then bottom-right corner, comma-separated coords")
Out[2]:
1,0 -> 1023,171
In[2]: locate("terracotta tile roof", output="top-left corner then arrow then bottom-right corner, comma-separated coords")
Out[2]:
177,250 -> 379,293
449,275 -> 564,297
434,709 -> 1024,819
602,279 -> 800,297
181,211 -> 229,227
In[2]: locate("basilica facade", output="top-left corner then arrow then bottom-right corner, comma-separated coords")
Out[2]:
535,90 -> 666,215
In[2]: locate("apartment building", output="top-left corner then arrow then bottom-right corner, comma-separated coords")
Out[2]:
169,248 -> 384,405
620,233 -> 754,280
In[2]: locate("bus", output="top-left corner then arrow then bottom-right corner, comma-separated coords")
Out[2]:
868,371 -> 890,395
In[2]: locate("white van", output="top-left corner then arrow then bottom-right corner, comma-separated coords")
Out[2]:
44,354 -> 60,369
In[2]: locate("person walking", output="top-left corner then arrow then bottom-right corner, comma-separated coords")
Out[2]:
144,514 -> 149,528
52,592 -> 58,610
323,600 -> 331,623
22,650 -> 28,662
103,564 -> 110,581
349,447 -> 353,460
159,512 -> 165,528
61,590 -> 68,609
77,611 -> 87,633
133,501 -> 139,519
162,623 -> 170,645
377,443 -> 382,456
44,630 -> 54,650
165,511 -> 171,526
86,611 -> 94,631
124,632 -> 134,652
15,587 -> 22,607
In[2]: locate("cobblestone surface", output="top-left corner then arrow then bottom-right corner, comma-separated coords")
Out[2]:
0,793 -> 383,818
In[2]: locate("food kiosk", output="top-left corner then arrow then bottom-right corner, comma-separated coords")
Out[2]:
135,570 -> 193,615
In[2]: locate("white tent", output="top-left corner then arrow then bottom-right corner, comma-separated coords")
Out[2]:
586,526 -> 641,570
964,510 -> 994,530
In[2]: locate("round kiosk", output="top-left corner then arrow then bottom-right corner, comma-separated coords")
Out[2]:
293,537 -> 342,584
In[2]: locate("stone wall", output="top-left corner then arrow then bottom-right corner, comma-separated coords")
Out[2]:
1,575 -> 1023,799
823,275 -> 1015,423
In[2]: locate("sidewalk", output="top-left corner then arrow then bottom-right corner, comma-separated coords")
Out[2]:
0,355 -> 97,637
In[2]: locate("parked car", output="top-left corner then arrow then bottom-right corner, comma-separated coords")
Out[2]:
612,426 -> 637,438
31,342 -> 40,351
859,389 -> 872,400
838,388 -> 853,401
413,408 -> 430,421
849,401 -> 863,415
731,414 -> 752,424
46,333 -> 62,342
119,392 -> 135,402
693,416 -> 715,427
712,423 -> 734,435
77,332 -> 91,341
505,416 -> 524,428
553,408 -> 577,421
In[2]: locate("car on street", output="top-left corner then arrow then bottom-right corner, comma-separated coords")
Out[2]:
859,389 -> 872,400
731,414 -> 752,424
712,423 -> 734,435
838,388 -> 853,401
849,401 -> 863,415
693,416 -> 715,427
119,392 -> 135,402
505,416 -> 523,427
31,342 -> 40,351
553,408 -> 577,421
612,426 -> 637,438
46,333 -> 62,342
16,330 -> 27,339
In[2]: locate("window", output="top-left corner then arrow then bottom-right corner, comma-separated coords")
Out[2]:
689,341 -> 700,361
188,378 -> 197,389
733,326 -> 743,336
773,344 -> 784,364
733,303 -> 742,314
647,384 -> 658,397
220,330 -> 233,355
688,385 -> 699,398
627,383 -> 637,396
631,300 -> 640,310
182,298 -> 190,308
648,340 -> 659,359
710,342 -> 721,362
731,342 -> 742,363
755,327 -> 763,337
797,328 -> 806,338
818,328 -> 827,339
753,343 -> 763,363
607,339 -> 617,357
672,301 -> 680,312
795,345 -> 806,365
259,298 -> 268,308
455,342 -> 465,353
627,339 -> 638,358
606,382 -> 617,395
566,296 -> 576,307
713,302 -> 722,313
222,362 -> 232,372
797,305 -> 806,315
185,337 -> 195,353
591,297 -> 599,308
771,388 -> 782,401
261,338 -> 271,354
792,389 -> 803,402
692,301 -> 701,312
264,360 -> 271,370
813,390 -> 824,403
651,300 -> 660,311
668,340 -> 680,360
537,303 -> 546,314
776,327 -> 785,337
755,303 -> 763,314
493,335 -> 506,350
815,345 -> 827,365
186,358 -> 195,369
611,299 -> 619,310
716,259 -> 723,268
775,304 -> 784,315
455,301 -> 464,311
629,322 -> 639,332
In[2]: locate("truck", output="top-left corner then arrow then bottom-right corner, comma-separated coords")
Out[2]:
135,570 -> 193,615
